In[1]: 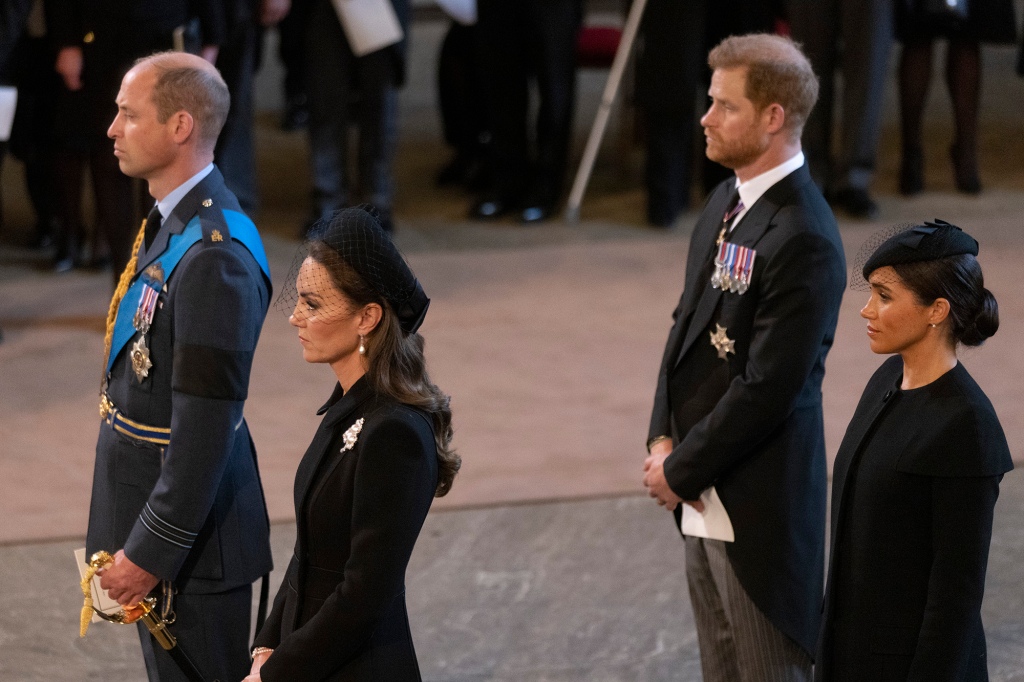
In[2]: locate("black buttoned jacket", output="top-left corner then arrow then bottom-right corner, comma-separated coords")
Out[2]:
254,378 -> 438,682
649,163 -> 846,656
86,167 -> 273,592
816,357 -> 1013,681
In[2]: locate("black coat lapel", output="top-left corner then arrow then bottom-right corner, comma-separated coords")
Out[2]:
294,378 -> 374,511
674,165 -> 812,367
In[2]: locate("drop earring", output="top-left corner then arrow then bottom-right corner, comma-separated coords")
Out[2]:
358,335 -> 366,355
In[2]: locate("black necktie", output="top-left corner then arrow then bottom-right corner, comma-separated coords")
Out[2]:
144,206 -> 162,250
716,188 -> 744,248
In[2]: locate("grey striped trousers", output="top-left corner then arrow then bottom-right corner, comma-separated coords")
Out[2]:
685,536 -> 813,682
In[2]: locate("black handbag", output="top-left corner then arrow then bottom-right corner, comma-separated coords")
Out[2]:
907,0 -> 969,21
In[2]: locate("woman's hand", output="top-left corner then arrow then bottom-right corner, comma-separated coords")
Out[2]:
243,648 -> 272,681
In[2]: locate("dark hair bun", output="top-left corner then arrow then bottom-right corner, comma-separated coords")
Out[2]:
960,287 -> 999,347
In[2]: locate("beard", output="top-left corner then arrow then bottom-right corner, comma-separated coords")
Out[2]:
704,127 -> 770,170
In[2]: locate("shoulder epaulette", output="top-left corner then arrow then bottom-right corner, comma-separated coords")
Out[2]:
198,198 -> 231,246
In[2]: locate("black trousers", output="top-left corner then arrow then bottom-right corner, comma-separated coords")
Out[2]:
475,0 -> 583,203
137,583 -> 252,682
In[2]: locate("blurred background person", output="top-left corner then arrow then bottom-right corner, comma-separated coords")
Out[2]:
788,0 -> 894,219
298,0 -> 410,235
0,0 -> 59,254
634,0 -> 780,227
212,0 -> 291,214
434,15 -> 490,193
895,0 -> 1017,196
469,0 -> 583,224
818,221 -> 1012,680
46,0 -> 222,281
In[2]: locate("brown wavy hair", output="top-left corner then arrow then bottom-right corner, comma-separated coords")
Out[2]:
708,34 -> 819,139
308,242 -> 459,496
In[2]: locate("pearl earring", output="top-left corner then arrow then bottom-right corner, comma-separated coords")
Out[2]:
929,323 -> 936,328
358,335 -> 366,355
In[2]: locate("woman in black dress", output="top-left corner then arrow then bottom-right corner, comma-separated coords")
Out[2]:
897,0 -> 1017,195
245,207 -> 459,681
816,221 -> 1013,681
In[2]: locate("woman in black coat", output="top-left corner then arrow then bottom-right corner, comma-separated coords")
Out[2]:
245,207 -> 460,681
816,221 -> 1013,681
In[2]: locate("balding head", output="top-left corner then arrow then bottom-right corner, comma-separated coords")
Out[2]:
130,51 -> 230,152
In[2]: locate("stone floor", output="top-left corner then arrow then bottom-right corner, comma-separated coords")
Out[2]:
2,14 -> 1024,682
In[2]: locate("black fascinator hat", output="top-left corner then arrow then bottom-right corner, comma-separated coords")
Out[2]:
279,206 -> 430,333
853,219 -> 979,289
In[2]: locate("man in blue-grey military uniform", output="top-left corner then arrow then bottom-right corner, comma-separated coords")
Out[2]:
88,51 -> 273,682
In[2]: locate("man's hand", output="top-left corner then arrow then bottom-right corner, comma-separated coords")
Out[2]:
98,549 -> 160,607
55,46 -> 84,91
643,440 -> 704,512
260,0 -> 291,26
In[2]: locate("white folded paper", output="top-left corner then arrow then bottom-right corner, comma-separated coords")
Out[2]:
74,547 -> 121,623
0,87 -> 18,142
680,486 -> 735,543
331,0 -> 404,57
436,0 -> 477,25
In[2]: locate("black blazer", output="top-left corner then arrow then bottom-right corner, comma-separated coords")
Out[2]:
86,167 -> 273,592
649,162 -> 846,656
816,357 -> 1013,681
253,378 -> 439,682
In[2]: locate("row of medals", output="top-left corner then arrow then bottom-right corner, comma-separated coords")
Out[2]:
129,263 -> 166,384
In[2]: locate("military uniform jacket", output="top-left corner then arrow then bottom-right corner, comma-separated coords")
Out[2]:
86,167 -> 273,593
253,377 -> 438,682
648,163 -> 846,656
816,357 -> 1013,681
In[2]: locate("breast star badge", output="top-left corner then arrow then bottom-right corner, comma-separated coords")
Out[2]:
709,323 -> 736,360
130,337 -> 153,382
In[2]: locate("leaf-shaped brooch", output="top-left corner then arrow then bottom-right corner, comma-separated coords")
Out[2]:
341,418 -> 365,452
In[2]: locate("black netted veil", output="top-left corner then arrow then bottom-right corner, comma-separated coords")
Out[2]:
276,206 -> 430,333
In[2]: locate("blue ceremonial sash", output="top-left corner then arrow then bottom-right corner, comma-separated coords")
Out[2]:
107,210 -> 271,374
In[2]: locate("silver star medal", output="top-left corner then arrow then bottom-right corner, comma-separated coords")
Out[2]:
709,323 -> 736,360
341,418 -> 365,452
130,337 -> 153,382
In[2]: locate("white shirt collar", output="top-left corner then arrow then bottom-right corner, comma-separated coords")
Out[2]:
730,151 -> 805,228
154,163 -> 215,221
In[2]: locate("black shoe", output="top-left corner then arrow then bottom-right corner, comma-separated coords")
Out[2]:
520,202 -> 556,224
899,146 -> 924,196
469,196 -> 515,220
830,187 -> 879,220
950,144 -> 981,195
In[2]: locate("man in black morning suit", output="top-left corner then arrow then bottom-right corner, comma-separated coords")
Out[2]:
88,52 -> 272,682
642,35 -> 846,681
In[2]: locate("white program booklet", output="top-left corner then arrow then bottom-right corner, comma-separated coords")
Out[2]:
74,547 -> 121,623
0,86 -> 18,142
331,0 -> 404,57
680,486 -> 735,543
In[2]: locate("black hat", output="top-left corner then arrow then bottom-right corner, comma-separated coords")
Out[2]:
862,219 -> 979,281
301,206 -> 430,333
